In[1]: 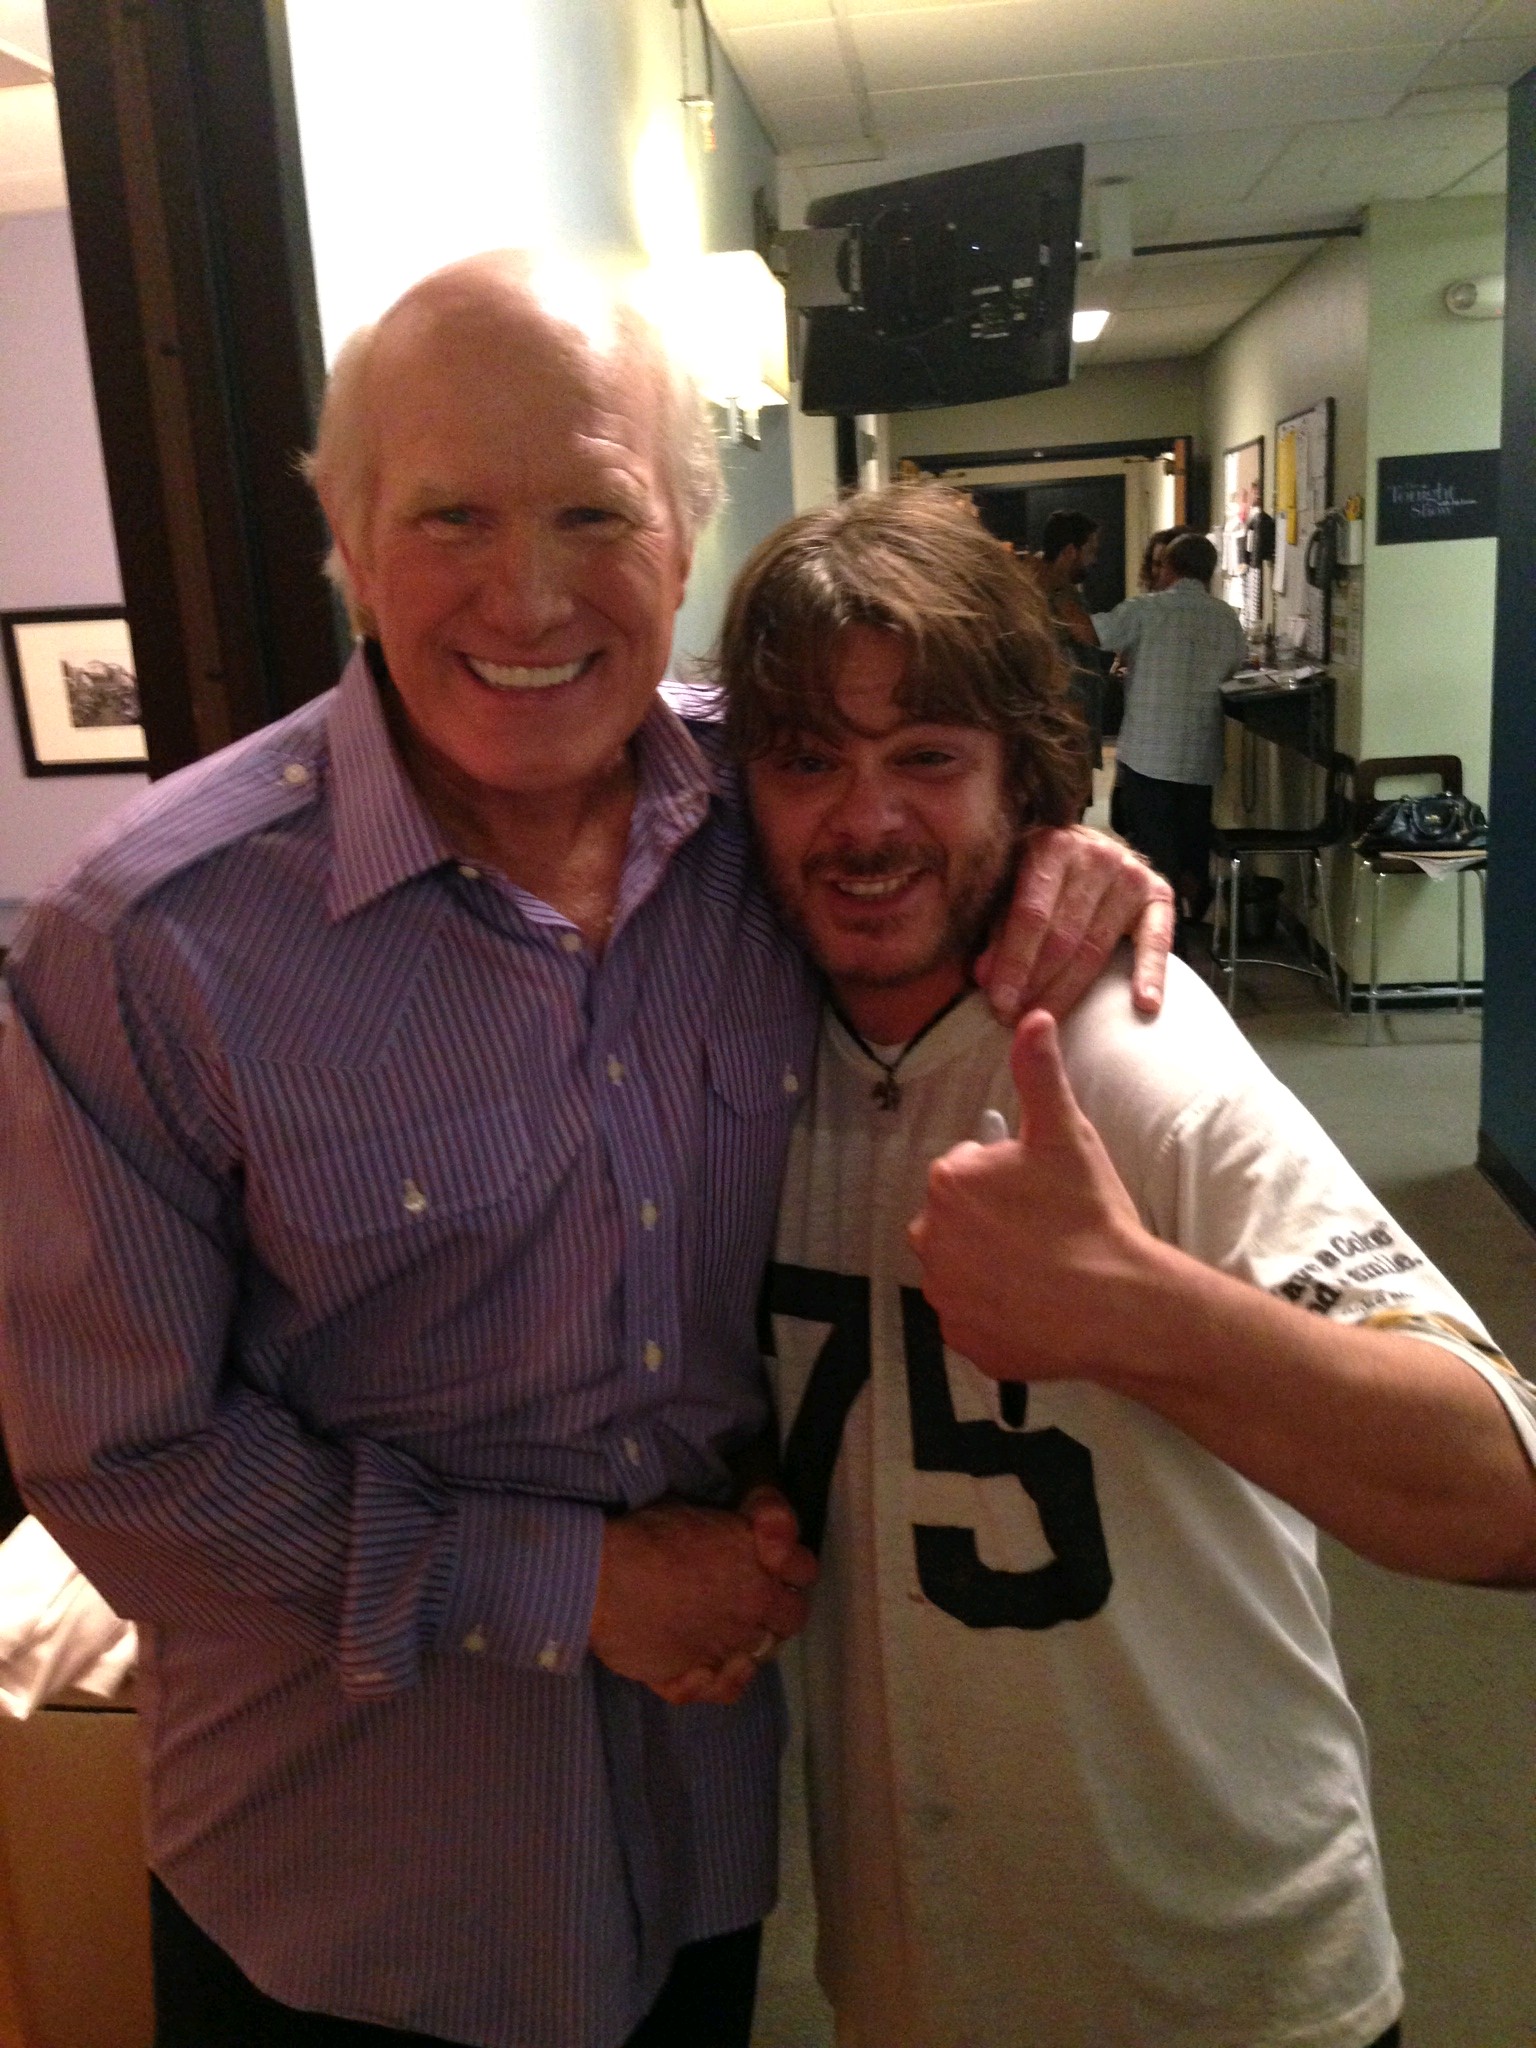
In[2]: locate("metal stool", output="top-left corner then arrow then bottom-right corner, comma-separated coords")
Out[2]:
1348,756 -> 1487,1043
1211,751 -> 1352,1013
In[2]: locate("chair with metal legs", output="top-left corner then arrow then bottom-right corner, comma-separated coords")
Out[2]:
1348,756 -> 1487,1043
1211,751 -> 1353,1013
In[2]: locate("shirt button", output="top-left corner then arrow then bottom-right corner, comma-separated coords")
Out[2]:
537,1641 -> 562,1672
623,1436 -> 642,1465
463,1626 -> 487,1654
559,931 -> 583,954
642,1340 -> 663,1371
639,1199 -> 658,1230
281,761 -> 310,787
606,1055 -> 626,1085
401,1178 -> 429,1216
457,863 -> 480,881
783,1069 -> 800,1095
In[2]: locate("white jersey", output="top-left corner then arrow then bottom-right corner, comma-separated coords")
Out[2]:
768,958 -> 1534,2048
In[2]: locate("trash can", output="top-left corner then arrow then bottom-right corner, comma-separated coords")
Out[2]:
1238,873 -> 1285,945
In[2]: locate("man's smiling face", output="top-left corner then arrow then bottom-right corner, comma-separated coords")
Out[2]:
746,624 -> 1017,1039
342,288 -> 691,810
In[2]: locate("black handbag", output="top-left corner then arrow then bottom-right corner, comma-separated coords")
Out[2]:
1357,792 -> 1488,854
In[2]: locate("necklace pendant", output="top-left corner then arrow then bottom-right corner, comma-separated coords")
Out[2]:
872,1075 -> 902,1111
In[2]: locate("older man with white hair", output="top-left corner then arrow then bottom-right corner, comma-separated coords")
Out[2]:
0,251 -> 1170,2048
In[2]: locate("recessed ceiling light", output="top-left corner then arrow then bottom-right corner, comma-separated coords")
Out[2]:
1073,309 -> 1111,343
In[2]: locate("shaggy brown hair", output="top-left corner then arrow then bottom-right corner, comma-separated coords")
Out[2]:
716,484 -> 1084,831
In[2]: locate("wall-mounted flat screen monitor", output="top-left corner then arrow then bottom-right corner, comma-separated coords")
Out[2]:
798,143 -> 1085,417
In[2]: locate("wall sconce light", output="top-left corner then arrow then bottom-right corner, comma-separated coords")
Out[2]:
1443,275 -> 1504,319
1072,308 -> 1111,344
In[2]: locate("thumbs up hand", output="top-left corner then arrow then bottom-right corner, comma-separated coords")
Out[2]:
907,1010 -> 1151,1385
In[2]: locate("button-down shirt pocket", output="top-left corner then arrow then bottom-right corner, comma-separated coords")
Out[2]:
234,1059 -> 542,1313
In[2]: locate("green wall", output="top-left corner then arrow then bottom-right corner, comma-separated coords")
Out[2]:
1357,196 -> 1504,990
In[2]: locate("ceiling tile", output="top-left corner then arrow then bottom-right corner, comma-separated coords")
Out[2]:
1159,200 -> 1364,240
1085,302 -> 1236,361
724,18 -> 850,103
1397,84 -> 1514,111
772,93 -> 869,150
1243,109 -> 1508,209
1410,34 -> 1536,85
1115,250 -> 1310,309
1437,146 -> 1508,192
848,1 -> 1468,88
704,0 -> 832,26
1465,0 -> 1536,34
869,49 -> 1435,149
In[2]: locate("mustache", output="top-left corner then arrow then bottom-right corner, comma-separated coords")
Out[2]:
804,845 -> 942,882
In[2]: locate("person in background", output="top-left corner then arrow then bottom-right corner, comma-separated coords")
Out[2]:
1037,508 -> 1101,647
1137,521 -> 1194,593
1036,509 -> 1109,807
1096,529 -> 1248,937
719,482 -> 1536,2048
0,254 -> 1174,2048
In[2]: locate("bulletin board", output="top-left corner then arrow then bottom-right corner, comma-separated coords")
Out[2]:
1272,398 -> 1334,661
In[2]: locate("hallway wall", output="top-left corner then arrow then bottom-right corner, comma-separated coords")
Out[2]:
887,355 -> 1204,463
1203,234 -> 1368,709
0,209 -> 144,922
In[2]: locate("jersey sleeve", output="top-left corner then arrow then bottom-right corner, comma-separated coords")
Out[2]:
1062,958 -> 1536,1473
1144,1048 -> 1536,1472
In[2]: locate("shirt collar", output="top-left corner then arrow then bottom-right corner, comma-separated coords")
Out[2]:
325,645 -> 454,922
323,643 -> 725,925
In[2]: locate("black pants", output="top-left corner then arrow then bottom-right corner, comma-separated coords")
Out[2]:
150,1876 -> 761,2048
1111,760 -> 1214,921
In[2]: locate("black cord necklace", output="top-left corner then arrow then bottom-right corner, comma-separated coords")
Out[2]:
830,986 -> 971,1111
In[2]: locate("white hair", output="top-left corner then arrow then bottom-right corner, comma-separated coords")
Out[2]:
303,253 -> 723,634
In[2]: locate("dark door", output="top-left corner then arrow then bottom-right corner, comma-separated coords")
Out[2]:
972,473 -> 1127,613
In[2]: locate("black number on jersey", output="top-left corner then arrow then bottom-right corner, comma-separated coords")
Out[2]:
762,1264 -> 871,1556
902,1287 -> 1111,1630
762,1264 -> 1112,1629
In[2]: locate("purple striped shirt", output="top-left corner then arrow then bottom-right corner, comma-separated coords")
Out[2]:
0,648 -> 817,2047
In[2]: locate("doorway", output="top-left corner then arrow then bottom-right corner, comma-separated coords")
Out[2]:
970,471 -> 1128,614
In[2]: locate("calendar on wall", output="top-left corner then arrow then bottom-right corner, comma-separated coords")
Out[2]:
1273,398 -> 1334,662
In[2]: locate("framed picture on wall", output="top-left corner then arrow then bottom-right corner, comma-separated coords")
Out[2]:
1,607 -> 147,776
1221,437 -> 1265,628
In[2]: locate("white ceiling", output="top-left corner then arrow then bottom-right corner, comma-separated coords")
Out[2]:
707,0 -> 1532,360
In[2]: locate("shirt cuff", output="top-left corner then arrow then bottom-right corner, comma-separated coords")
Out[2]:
434,1490 -> 606,1678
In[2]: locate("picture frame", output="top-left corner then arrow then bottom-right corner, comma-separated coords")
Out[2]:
1,606 -> 148,776
1221,437 -> 1265,628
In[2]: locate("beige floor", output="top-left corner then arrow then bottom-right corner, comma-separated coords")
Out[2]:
752,825 -> 1536,2047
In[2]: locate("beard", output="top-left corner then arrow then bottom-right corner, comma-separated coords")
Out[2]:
765,818 -> 1019,994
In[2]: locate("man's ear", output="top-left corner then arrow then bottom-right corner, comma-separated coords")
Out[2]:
672,545 -> 694,613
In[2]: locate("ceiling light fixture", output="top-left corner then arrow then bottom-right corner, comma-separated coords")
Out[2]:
1073,309 -> 1110,344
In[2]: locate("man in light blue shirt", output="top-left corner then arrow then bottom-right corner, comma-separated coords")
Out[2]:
1094,531 -> 1248,929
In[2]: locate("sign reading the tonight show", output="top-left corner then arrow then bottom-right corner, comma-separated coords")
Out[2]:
1376,449 -> 1500,545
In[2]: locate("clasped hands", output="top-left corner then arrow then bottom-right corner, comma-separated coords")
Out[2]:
589,1485 -> 817,1707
